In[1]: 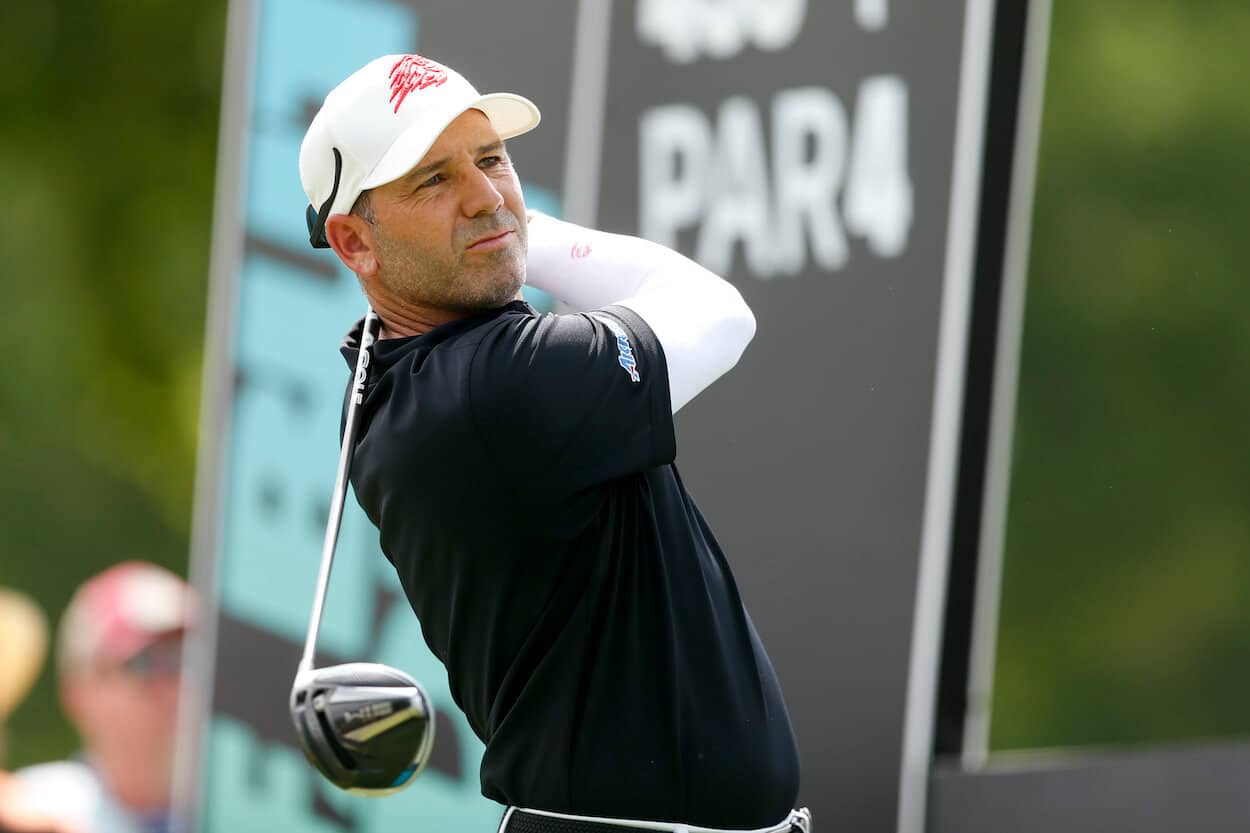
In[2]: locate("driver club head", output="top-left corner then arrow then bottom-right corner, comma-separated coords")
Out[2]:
290,662 -> 436,795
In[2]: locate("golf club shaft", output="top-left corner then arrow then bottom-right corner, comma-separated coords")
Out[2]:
298,307 -> 381,674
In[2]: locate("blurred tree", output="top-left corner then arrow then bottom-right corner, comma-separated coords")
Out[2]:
0,0 -> 225,765
992,0 -> 1250,750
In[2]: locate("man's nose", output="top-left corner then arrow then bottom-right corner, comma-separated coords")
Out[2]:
461,167 -> 504,217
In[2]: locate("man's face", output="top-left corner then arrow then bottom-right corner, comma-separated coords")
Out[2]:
364,109 -> 528,314
62,632 -> 183,775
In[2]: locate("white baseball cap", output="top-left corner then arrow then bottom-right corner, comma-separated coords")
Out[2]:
299,54 -> 541,248
57,561 -> 195,675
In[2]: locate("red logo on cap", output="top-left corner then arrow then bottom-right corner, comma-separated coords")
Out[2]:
389,55 -> 449,113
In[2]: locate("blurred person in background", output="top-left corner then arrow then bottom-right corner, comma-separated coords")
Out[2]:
0,588 -> 48,762
0,587 -> 76,833
15,563 -> 194,833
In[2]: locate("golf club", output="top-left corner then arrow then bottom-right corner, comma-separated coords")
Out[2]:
289,306 -> 435,796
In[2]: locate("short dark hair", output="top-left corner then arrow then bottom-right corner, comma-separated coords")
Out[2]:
351,190 -> 375,223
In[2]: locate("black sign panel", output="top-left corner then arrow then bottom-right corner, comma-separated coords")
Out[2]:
588,1 -> 991,828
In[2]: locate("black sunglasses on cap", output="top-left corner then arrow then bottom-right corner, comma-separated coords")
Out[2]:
306,147 -> 343,250
120,636 -> 184,678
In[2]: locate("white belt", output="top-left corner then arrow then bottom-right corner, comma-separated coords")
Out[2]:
498,806 -> 812,833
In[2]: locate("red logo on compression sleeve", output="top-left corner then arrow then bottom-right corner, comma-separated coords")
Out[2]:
388,55 -> 449,113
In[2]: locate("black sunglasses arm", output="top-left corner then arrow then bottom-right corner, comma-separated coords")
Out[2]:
306,147 -> 343,250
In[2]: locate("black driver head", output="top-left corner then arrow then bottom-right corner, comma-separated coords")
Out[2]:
290,662 -> 435,795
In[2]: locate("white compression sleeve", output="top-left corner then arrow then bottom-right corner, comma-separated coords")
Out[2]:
523,212 -> 756,413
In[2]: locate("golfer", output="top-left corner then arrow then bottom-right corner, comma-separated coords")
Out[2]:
301,54 -> 808,833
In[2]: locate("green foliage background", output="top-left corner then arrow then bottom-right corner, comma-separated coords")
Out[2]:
0,0 -> 1246,769
0,1 -> 225,764
991,1 -> 1250,750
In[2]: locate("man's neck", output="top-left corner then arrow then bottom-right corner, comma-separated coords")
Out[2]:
91,756 -> 170,814
370,290 -> 525,340
372,299 -> 456,339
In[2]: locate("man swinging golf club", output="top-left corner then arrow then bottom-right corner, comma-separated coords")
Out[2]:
296,53 -> 810,833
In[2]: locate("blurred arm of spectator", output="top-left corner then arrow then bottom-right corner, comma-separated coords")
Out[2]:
0,772 -> 81,833
14,563 -> 195,833
0,587 -> 49,763
0,589 -> 77,833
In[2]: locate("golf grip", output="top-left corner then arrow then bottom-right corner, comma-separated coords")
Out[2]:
297,307 -> 382,674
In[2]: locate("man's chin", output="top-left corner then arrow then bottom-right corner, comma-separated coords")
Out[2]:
454,278 -> 525,313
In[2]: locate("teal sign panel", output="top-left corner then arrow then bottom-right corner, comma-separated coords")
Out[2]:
197,1 -> 559,830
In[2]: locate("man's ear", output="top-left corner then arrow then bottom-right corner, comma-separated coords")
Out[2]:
325,214 -> 379,278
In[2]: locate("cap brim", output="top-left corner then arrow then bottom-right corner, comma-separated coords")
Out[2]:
473,92 -> 543,141
361,92 -> 541,193
100,623 -> 188,667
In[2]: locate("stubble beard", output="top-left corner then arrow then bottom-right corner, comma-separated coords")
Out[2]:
373,211 -> 528,315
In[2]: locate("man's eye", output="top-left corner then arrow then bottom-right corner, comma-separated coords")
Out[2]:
419,173 -> 444,189
479,156 -> 503,169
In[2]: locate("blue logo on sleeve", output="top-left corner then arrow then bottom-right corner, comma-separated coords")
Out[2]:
594,313 -> 642,383
616,334 -> 641,383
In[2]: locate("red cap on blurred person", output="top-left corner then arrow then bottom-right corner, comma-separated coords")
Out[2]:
57,562 -> 194,675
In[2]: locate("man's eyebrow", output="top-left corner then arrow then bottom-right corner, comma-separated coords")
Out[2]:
401,157 -> 450,186
401,141 -> 508,186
